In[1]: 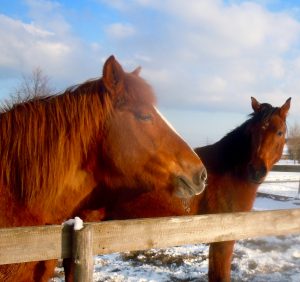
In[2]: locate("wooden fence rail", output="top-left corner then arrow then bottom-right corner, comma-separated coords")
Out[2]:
1,164 -> 300,281
271,164 -> 300,197
272,164 -> 300,172
1,209 -> 300,262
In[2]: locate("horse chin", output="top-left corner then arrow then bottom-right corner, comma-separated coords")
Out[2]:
248,176 -> 265,185
173,176 -> 206,199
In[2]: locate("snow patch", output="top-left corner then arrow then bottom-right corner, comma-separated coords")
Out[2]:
52,169 -> 300,281
74,217 -> 84,231
63,217 -> 84,231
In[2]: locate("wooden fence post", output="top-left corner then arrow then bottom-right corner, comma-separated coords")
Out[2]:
73,224 -> 94,282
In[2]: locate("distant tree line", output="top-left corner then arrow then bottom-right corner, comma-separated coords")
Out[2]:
11,67 -> 55,102
287,122 -> 300,163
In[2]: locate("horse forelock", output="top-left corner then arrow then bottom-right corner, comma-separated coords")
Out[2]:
123,73 -> 156,106
0,77 -> 113,207
227,103 -> 279,141
249,103 -> 279,125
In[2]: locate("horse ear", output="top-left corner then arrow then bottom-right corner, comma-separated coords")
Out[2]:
102,55 -> 125,94
279,97 -> 291,118
251,97 -> 261,112
132,66 -> 142,76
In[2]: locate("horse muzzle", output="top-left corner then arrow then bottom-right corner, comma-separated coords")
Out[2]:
174,167 -> 207,198
248,163 -> 267,184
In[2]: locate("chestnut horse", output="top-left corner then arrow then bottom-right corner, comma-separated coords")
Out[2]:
0,56 -> 207,282
71,97 -> 290,282
195,96 -> 291,282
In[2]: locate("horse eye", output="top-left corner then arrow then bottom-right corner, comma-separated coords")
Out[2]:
277,131 -> 283,137
135,112 -> 152,121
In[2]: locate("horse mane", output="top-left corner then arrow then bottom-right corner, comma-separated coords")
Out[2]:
195,103 -> 280,175
0,71 -> 155,206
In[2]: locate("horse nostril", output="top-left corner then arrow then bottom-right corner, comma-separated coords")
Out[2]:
201,167 -> 208,182
175,167 -> 207,198
193,167 -> 207,186
260,165 -> 267,178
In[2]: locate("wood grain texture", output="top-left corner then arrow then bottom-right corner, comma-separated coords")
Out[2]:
0,224 -> 72,264
272,164 -> 300,172
73,225 -> 94,282
91,208 -> 300,254
1,209 -> 300,265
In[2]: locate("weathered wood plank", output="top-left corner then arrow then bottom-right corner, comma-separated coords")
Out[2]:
0,209 -> 300,265
73,225 -> 94,282
91,209 -> 300,254
272,164 -> 300,172
0,224 -> 72,264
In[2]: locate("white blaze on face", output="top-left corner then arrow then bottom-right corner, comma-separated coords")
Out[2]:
154,106 -> 182,137
154,106 -> 200,158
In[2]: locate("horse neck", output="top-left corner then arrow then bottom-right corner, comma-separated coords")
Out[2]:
0,91 -> 108,220
196,122 -> 251,175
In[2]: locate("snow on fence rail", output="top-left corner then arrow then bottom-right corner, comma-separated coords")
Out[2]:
1,164 -> 300,281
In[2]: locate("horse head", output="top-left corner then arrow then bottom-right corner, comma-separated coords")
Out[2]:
247,97 -> 291,183
90,56 -> 207,198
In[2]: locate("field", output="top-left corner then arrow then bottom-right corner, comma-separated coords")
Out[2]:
53,167 -> 300,282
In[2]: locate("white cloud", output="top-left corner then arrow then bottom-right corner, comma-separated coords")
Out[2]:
166,1 -> 300,55
0,14 -> 107,98
115,0 -> 300,113
2,0 -> 300,118
25,0 -> 71,35
105,23 -> 136,39
267,58 -> 286,79
0,15 -> 70,73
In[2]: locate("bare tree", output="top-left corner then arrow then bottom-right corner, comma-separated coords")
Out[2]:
13,67 -> 55,100
287,122 -> 300,163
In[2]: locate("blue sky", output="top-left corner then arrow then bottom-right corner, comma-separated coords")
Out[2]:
1,0 -> 300,146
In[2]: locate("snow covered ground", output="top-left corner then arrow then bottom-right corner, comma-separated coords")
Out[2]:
255,170 -> 300,211
52,168 -> 300,282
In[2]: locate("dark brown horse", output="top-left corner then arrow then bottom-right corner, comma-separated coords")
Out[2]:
0,56 -> 207,282
72,97 -> 290,282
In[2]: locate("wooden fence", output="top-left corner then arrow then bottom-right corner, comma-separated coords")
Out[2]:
268,164 -> 300,197
272,164 -> 300,172
1,164 -> 300,281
